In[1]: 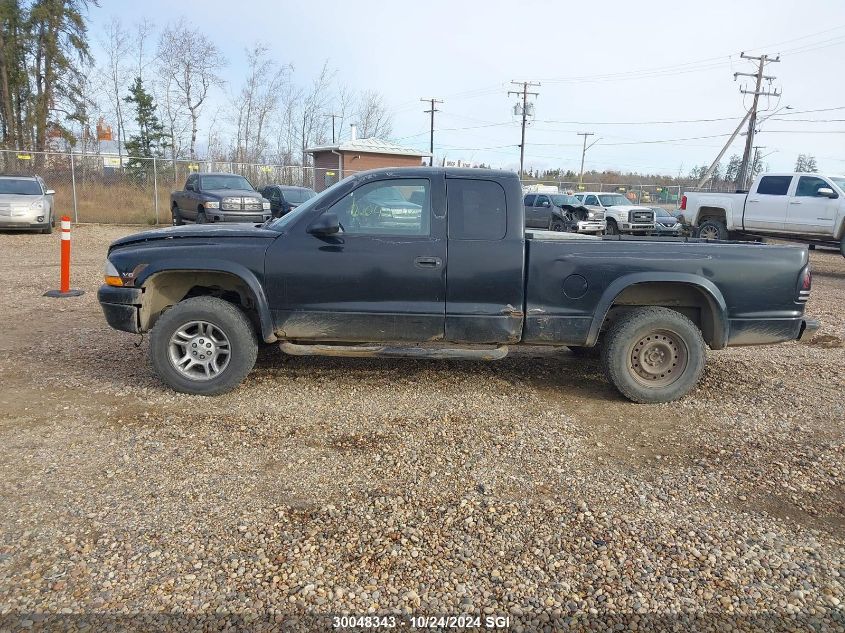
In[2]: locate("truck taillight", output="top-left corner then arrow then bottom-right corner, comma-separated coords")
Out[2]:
680,195 -> 687,211
797,266 -> 811,302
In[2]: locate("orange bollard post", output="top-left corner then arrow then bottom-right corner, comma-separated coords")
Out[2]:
44,216 -> 84,298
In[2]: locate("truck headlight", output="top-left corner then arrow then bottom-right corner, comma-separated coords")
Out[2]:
262,201 -> 271,210
587,211 -> 595,219
104,260 -> 123,287
205,201 -> 220,209
30,199 -> 44,210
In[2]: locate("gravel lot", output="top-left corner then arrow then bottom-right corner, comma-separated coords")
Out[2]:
0,225 -> 843,632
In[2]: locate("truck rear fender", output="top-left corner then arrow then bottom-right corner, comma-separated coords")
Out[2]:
587,273 -> 729,349
134,261 -> 277,343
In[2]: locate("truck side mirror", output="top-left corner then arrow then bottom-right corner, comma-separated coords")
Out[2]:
308,212 -> 340,236
541,201 -> 550,208
817,187 -> 837,199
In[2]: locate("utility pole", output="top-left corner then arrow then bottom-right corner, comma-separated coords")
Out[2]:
508,81 -> 540,179
326,113 -> 340,143
734,52 -> 780,190
420,98 -> 443,166
577,132 -> 598,185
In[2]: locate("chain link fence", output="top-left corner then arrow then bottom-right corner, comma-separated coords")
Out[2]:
0,149 -> 341,225
521,180 -> 684,207
0,149 -> 689,224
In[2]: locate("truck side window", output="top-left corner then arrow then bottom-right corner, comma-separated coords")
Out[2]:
536,195 -> 550,207
584,195 -> 599,206
186,174 -> 197,191
327,178 -> 429,236
756,176 -> 792,196
795,176 -> 830,197
524,194 -> 536,206
447,179 -> 507,241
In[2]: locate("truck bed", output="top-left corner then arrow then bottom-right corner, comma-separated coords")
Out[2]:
522,235 -> 809,348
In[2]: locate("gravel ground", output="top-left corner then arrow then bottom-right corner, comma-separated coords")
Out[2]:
0,226 -> 843,632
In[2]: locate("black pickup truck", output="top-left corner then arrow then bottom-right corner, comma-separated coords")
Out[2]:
99,167 -> 818,403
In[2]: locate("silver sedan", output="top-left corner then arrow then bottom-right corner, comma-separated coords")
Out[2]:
0,175 -> 55,234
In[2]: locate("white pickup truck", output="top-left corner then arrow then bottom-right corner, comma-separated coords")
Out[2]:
574,192 -> 656,235
681,172 -> 845,255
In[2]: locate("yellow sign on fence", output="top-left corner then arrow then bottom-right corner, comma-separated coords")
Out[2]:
17,153 -> 31,160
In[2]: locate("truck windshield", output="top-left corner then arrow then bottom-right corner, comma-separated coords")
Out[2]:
266,179 -> 349,232
550,194 -> 581,206
598,194 -> 633,206
200,175 -> 254,190
0,178 -> 42,195
829,177 -> 845,192
284,188 -> 316,204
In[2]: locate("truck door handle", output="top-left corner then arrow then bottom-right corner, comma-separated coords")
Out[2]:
414,256 -> 442,269
789,201 -> 802,205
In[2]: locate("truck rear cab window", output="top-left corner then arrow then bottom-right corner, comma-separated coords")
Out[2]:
328,178 -> 430,236
756,176 -> 792,196
795,176 -> 831,197
447,179 -> 507,240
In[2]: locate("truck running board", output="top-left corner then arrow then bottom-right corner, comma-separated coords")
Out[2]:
279,342 -> 509,361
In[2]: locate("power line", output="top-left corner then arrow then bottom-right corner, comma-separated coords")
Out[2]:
507,81 -> 539,178
420,97 -> 443,166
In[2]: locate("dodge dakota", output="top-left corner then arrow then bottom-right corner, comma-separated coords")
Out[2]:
99,167 -> 819,403
681,172 -> 845,255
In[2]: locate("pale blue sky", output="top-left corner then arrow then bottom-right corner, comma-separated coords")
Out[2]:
90,0 -> 845,175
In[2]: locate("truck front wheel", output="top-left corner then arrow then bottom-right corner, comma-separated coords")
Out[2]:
697,219 -> 728,240
601,306 -> 706,403
149,296 -> 258,395
605,219 -> 619,235
840,233 -> 845,257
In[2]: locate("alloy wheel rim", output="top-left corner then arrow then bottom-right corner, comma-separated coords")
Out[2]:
700,225 -> 719,239
168,320 -> 231,381
629,329 -> 688,387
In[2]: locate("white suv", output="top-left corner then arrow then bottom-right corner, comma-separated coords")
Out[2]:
575,192 -> 656,235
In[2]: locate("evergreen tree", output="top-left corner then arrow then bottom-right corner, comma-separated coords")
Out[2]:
123,75 -> 167,178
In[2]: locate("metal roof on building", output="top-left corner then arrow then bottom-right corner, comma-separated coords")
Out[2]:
306,137 -> 430,157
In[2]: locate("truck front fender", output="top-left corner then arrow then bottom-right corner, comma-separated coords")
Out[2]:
134,260 -> 277,343
587,273 -> 729,349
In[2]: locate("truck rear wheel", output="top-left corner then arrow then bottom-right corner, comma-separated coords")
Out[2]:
601,306 -> 706,403
171,205 -> 184,226
698,219 -> 728,240
149,296 -> 258,396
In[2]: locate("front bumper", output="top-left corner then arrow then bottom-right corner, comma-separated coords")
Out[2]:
620,223 -> 656,233
575,220 -> 607,234
654,224 -> 682,235
206,211 -> 271,223
98,285 -> 142,333
0,215 -> 49,230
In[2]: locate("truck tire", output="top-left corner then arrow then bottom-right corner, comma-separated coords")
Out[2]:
840,234 -> 845,257
600,306 -> 706,404
550,218 -> 566,232
697,219 -> 728,240
605,219 -> 619,235
171,205 -> 184,226
149,296 -> 258,396
196,210 -> 207,224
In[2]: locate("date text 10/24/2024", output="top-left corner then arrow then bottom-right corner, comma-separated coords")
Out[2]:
333,615 -> 512,629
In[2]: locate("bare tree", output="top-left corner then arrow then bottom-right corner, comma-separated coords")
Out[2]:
297,61 -> 333,168
354,90 -> 392,139
230,43 -> 289,163
133,18 -> 155,83
98,17 -> 130,161
157,19 -> 226,159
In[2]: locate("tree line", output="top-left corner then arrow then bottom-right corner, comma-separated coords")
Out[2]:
0,2 -> 394,168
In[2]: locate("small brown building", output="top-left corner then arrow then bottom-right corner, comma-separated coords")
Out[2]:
307,133 -> 430,192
